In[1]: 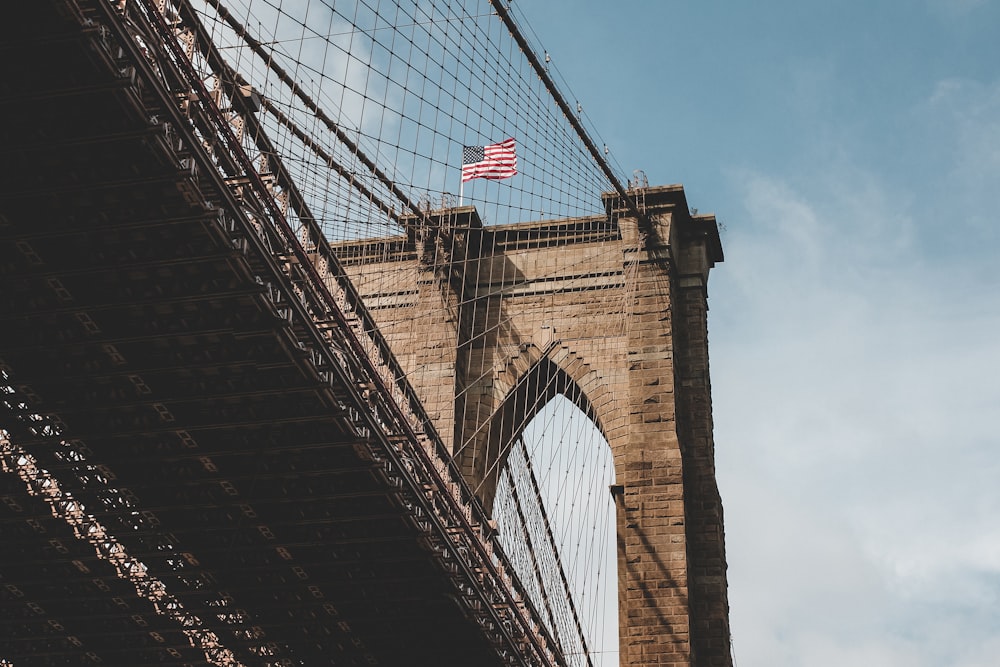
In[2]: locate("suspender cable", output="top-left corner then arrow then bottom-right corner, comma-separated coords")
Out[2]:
201,0 -> 429,223
517,436 -> 595,667
128,2 -> 568,662
174,0 -> 400,227
172,0 -> 425,432
257,96 -> 402,225
487,0 -> 645,223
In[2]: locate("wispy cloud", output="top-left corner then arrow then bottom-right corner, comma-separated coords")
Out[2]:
710,80 -> 1000,663
925,77 -> 1000,234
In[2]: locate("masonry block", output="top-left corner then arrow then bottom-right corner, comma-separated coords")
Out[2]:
329,185 -> 730,667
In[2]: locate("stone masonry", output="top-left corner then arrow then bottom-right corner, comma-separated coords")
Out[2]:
329,185 -> 731,667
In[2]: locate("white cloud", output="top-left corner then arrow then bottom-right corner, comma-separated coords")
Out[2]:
711,143 -> 1000,665
925,77 -> 1000,233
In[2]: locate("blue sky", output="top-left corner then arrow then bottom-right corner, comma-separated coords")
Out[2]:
201,0 -> 996,661
516,1 -> 1000,665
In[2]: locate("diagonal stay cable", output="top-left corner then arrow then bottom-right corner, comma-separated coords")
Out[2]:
126,2 -> 569,663
516,435 -> 595,667
174,0 -> 394,227
201,0 -> 428,223
257,96 -> 401,225
505,455 -> 565,655
171,0 -> 438,461
487,0 -> 644,224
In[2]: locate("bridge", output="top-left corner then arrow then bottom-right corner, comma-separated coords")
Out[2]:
1,1 -> 731,666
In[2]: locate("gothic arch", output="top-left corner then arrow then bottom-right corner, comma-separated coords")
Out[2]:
457,346 -> 617,513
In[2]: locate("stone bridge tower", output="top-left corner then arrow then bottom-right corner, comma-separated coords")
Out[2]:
331,185 -> 731,667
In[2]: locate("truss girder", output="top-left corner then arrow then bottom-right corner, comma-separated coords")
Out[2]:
0,2 -> 565,666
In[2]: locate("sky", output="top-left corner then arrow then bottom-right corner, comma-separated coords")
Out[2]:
514,1 -> 1000,665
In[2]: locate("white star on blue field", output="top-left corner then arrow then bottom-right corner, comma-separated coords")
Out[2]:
519,1 -> 1000,665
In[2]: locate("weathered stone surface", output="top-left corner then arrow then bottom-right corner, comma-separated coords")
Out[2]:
330,185 -> 731,667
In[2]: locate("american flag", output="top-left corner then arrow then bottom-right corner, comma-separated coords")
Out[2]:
461,138 -> 517,183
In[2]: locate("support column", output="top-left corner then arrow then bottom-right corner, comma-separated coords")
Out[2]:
617,207 -> 692,666
610,186 -> 728,667
675,215 -> 731,666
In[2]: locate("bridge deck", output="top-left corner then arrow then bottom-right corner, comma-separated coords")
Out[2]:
0,3 -> 527,665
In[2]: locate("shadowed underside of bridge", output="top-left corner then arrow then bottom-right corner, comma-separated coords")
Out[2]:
0,3 -> 560,665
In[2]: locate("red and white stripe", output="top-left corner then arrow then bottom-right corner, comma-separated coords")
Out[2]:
461,137 -> 517,182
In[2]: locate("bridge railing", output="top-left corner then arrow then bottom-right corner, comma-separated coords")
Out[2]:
93,0 -> 570,663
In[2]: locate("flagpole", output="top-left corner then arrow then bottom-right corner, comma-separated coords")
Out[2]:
459,178 -> 464,207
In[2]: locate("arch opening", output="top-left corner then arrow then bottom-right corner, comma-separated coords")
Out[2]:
492,393 -> 618,667
459,354 -> 608,513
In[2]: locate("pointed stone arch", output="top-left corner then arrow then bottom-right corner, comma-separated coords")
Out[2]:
453,344 -> 619,512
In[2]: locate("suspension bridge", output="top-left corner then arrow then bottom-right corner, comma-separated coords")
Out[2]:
0,1 -> 731,665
